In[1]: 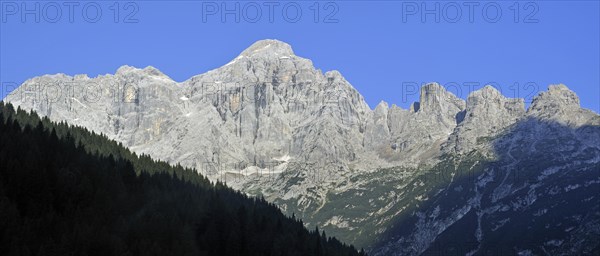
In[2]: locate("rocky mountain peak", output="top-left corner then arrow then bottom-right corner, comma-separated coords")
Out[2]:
445,85 -> 526,153
205,39 -> 316,89
412,83 -> 466,132
526,84 -> 597,127
239,39 -> 295,58
466,85 -> 525,112
115,65 -> 138,75
418,83 -> 466,113
466,85 -> 525,109
529,84 -> 580,113
374,101 -> 389,115
471,85 -> 502,99
527,84 -> 579,119
115,65 -> 171,79
142,66 -> 169,77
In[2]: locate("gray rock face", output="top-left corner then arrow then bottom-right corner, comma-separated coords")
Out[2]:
418,82 -> 466,128
5,39 -> 600,255
445,85 -> 525,153
528,84 -> 598,127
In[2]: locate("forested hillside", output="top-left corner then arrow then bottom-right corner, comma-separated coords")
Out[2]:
0,102 -> 366,256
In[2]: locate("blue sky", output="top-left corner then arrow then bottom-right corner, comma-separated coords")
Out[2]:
1,1 -> 599,112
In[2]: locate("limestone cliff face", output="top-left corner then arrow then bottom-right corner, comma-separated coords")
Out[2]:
527,84 -> 598,126
445,85 -> 525,153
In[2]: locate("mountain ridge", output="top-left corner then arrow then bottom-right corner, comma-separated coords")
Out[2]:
14,39 -> 596,114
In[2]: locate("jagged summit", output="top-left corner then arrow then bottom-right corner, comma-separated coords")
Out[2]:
418,82 -> 466,113
465,85 -> 524,110
239,39 -> 295,57
524,84 -> 596,127
211,39 -> 314,83
115,65 -> 171,79
473,84 -> 502,97
529,84 -> 581,113
115,65 -> 139,75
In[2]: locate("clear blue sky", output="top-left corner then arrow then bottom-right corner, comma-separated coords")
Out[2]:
1,1 -> 599,112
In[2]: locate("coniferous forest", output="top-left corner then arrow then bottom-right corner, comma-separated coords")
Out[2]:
0,102 -> 366,256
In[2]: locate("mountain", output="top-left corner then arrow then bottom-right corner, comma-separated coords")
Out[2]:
4,40 -> 459,175
5,39 -> 600,255
0,101 -> 366,256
